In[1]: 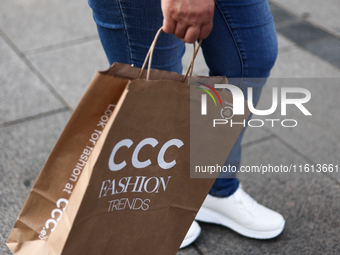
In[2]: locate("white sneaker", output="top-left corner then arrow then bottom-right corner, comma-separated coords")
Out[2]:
195,185 -> 285,239
179,221 -> 201,249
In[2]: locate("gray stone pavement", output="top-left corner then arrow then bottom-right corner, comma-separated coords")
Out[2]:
1,0 -> 340,254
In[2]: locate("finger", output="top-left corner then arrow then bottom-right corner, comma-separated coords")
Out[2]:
173,22 -> 187,39
183,26 -> 200,43
163,17 -> 176,35
199,22 -> 213,40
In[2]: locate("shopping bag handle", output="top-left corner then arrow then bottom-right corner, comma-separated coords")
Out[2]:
183,40 -> 202,82
139,27 -> 202,82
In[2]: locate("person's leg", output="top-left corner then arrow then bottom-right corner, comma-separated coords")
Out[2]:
88,0 -> 185,73
195,0 -> 285,240
202,0 -> 278,198
89,0 -> 284,241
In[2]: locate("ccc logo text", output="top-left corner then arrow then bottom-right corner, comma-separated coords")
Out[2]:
108,138 -> 184,171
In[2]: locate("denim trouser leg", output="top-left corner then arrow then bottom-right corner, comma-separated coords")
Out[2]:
204,0 -> 278,197
88,0 -> 185,72
88,0 -> 278,198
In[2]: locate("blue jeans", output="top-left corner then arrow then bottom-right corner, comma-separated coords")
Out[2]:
88,0 -> 278,197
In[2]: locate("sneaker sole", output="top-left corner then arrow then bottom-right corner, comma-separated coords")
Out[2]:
195,207 -> 285,239
179,225 -> 201,249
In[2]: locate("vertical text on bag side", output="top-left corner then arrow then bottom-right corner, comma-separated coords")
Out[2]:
38,104 -> 116,240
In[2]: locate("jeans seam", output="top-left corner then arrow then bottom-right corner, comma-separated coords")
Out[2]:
117,0 -> 133,64
214,0 -> 245,89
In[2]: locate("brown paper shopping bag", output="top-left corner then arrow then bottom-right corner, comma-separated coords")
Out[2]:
7,28 -> 249,255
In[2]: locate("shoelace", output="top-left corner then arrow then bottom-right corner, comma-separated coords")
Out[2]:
234,188 -> 258,216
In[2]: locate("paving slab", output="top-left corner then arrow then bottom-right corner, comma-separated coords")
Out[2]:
239,135 -> 317,181
269,3 -> 299,29
177,246 -> 201,255
27,40 -> 109,109
0,111 -> 71,254
270,0 -> 340,37
271,44 -> 340,78
255,78 -> 340,182
0,234 -> 9,255
0,0 -> 97,52
276,21 -> 334,47
269,2 -> 340,69
276,34 -> 295,50
0,35 -> 65,125
195,138 -> 340,254
305,38 -> 340,68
